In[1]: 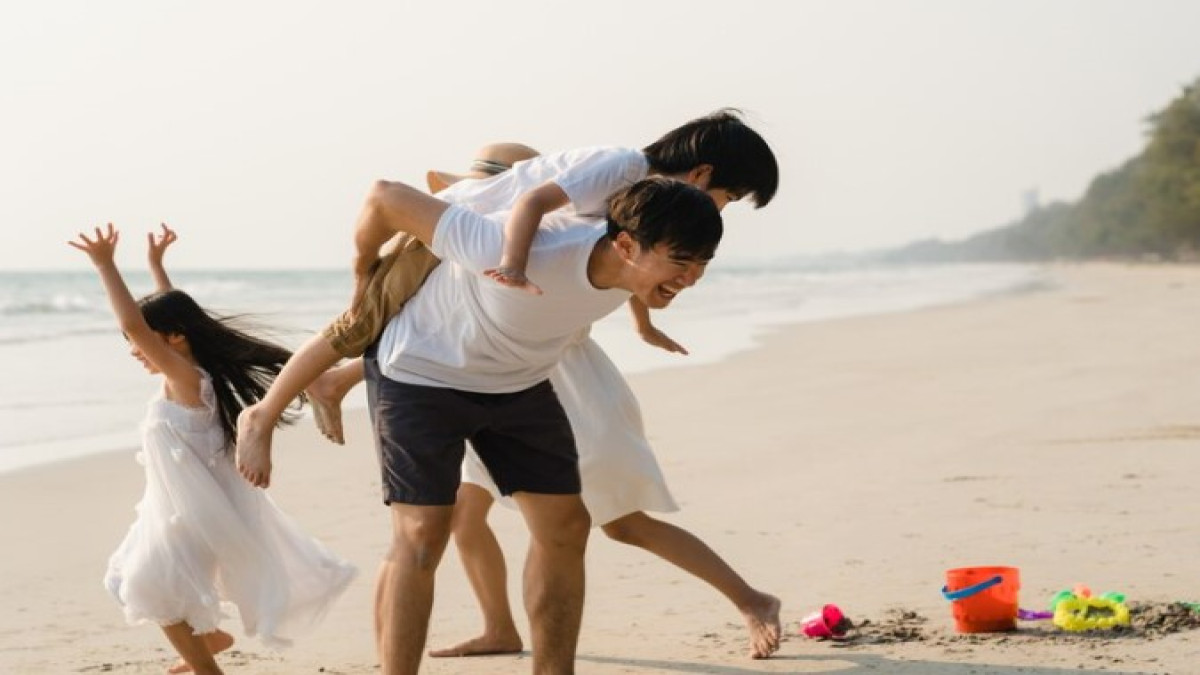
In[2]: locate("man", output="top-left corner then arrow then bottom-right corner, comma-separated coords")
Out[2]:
357,175 -> 723,674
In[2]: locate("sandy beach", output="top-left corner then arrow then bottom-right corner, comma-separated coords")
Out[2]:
2,262 -> 1199,674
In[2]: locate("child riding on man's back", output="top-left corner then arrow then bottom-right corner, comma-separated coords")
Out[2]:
234,110 -> 778,489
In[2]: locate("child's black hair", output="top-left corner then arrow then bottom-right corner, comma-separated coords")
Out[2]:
643,108 -> 779,208
138,289 -> 298,449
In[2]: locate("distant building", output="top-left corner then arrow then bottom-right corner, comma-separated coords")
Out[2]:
1022,188 -> 1041,216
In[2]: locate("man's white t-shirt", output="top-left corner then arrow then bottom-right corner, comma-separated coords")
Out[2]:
376,206 -> 629,394
439,146 -> 649,219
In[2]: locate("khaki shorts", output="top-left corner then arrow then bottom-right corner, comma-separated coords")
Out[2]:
322,234 -> 440,358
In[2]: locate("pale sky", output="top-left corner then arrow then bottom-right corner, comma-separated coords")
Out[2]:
4,0 -> 1200,270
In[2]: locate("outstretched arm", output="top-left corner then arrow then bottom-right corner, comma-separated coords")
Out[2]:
349,179 -> 451,310
482,182 -> 569,295
146,223 -> 178,292
353,180 -> 449,276
629,296 -> 688,355
68,224 -> 201,405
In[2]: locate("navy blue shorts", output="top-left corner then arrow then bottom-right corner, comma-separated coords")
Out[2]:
363,347 -> 580,506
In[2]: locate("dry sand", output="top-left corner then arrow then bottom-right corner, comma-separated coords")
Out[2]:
2,263 -> 1199,674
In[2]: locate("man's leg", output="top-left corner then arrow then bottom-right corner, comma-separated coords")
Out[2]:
601,511 -> 781,658
428,482 -> 524,657
377,502 -> 455,675
512,493 -> 591,675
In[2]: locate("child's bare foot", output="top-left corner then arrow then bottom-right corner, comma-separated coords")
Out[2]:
742,592 -> 782,659
306,371 -> 347,445
428,631 -> 523,658
236,405 -> 275,488
167,630 -> 234,673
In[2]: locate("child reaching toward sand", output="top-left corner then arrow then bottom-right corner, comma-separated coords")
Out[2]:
69,224 -> 356,675
236,111 -> 771,484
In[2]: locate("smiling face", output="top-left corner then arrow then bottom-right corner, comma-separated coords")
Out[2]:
616,236 -> 710,309
601,177 -> 723,308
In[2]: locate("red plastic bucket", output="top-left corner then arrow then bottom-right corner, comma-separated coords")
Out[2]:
941,566 -> 1019,633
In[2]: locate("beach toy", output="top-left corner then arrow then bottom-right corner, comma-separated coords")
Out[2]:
1049,585 -> 1130,632
799,604 -> 851,639
941,566 -> 1020,633
1017,608 -> 1054,621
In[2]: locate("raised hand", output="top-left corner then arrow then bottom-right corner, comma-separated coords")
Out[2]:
147,223 -> 178,291
483,266 -> 544,295
147,223 -> 178,267
68,223 -> 120,266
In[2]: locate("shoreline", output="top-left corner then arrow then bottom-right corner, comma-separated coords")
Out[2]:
0,262 -> 1045,476
3,262 -> 1199,673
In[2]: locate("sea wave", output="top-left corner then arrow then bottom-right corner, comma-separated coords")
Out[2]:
0,323 -> 115,346
0,262 -> 1047,474
0,293 -> 97,316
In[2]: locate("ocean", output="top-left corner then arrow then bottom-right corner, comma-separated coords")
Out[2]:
0,262 -> 1046,474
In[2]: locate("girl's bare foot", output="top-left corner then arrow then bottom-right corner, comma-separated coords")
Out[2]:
742,592 -> 782,659
167,630 -> 234,673
428,631 -> 523,658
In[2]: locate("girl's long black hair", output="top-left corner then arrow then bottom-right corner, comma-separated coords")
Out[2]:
138,289 -> 299,450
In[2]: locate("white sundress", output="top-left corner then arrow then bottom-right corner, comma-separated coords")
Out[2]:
104,371 -> 356,647
462,332 -> 679,525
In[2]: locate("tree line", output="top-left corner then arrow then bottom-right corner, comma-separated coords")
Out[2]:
884,76 -> 1200,263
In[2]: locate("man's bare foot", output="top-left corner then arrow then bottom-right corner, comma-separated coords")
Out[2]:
428,633 -> 523,658
235,405 -> 275,488
742,592 -> 782,659
306,371 -> 346,445
167,629 -> 234,673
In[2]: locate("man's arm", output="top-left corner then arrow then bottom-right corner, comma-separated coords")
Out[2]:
353,179 -> 451,279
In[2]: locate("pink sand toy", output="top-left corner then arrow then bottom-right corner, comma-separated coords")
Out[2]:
800,604 -> 850,639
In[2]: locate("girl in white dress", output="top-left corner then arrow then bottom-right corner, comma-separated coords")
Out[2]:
70,224 -> 356,675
